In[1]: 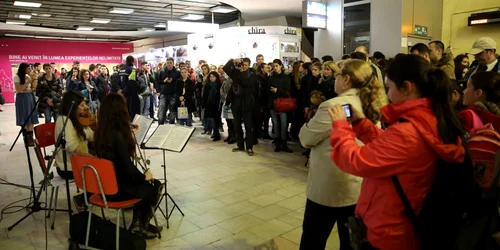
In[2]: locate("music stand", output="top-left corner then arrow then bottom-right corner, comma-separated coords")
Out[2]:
138,122 -> 195,228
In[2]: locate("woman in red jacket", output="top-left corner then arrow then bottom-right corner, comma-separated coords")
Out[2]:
327,55 -> 465,250
461,71 -> 500,132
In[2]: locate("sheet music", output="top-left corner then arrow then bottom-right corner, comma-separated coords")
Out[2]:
145,125 -> 173,149
161,126 -> 195,152
132,115 -> 153,144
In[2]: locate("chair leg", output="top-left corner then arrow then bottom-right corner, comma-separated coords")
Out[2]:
51,186 -> 59,230
47,187 -> 55,218
116,209 -> 121,250
151,206 -> 161,239
85,205 -> 93,248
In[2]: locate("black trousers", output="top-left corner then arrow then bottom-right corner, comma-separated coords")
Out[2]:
300,199 -> 356,250
232,108 -> 254,150
262,108 -> 271,136
149,94 -> 155,119
226,119 -> 235,139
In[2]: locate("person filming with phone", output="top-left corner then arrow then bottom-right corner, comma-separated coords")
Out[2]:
223,57 -> 257,156
158,57 -> 180,125
298,59 -> 388,250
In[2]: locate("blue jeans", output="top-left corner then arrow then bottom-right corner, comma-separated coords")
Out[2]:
45,106 -> 58,123
178,112 -> 193,126
141,95 -> 151,116
270,110 -> 288,140
158,94 -> 175,124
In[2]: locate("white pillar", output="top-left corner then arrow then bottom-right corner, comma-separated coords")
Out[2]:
370,0 -> 403,57
313,0 -> 343,60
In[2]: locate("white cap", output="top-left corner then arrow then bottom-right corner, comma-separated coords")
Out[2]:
468,37 -> 497,55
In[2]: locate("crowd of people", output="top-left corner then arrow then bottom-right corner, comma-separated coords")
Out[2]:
9,35 -> 500,249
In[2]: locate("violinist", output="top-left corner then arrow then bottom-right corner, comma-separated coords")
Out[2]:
94,93 -> 163,239
54,90 -> 94,180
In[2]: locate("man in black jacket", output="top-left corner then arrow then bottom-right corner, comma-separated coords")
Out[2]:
224,58 -> 257,156
119,55 -> 144,121
157,57 -> 180,124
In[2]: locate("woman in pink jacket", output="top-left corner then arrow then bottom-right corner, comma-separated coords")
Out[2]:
327,55 -> 465,250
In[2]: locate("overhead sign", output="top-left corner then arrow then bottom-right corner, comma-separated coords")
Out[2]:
414,25 -> 428,36
302,1 -> 327,29
468,10 -> 500,26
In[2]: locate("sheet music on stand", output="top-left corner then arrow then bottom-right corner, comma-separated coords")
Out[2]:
132,115 -> 154,144
145,125 -> 195,152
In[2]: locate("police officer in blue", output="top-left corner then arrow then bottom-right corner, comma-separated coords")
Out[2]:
118,56 -> 145,121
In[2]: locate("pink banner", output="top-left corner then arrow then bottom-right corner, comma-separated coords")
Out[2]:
0,38 -> 133,103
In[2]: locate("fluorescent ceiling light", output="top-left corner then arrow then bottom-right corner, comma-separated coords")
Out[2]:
19,14 -> 32,19
154,22 -> 166,28
109,8 -> 134,14
181,14 -> 204,20
62,37 -> 84,40
210,6 -> 237,13
5,33 -> 34,38
138,27 -> 155,32
6,20 -> 27,25
77,26 -> 94,31
35,36 -> 61,39
86,38 -> 109,41
32,13 -> 51,17
91,18 -> 111,24
13,1 -> 42,7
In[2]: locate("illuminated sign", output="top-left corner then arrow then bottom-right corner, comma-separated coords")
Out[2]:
468,11 -> 500,26
302,1 -> 327,29
471,19 -> 488,25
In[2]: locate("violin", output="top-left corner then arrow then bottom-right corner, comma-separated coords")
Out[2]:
78,107 -> 97,127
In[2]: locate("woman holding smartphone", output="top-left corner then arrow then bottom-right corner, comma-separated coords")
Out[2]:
298,60 -> 388,250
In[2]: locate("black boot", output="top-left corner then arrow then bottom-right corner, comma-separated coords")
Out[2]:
274,139 -> 281,152
281,141 -> 293,153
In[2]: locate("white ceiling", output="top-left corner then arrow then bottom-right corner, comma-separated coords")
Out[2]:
223,0 -> 303,21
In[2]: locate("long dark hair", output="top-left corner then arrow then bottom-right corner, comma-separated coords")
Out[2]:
469,71 -> 500,105
94,94 -> 135,160
60,90 -> 87,140
257,63 -> 267,76
17,63 -> 30,85
272,59 -> 284,76
386,54 -> 464,144
292,60 -> 303,87
207,71 -> 221,84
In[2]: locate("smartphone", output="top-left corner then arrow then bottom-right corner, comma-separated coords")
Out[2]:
342,104 -> 352,119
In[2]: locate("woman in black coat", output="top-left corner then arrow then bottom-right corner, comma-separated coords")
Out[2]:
268,59 -> 292,153
202,71 -> 223,141
176,68 -> 196,126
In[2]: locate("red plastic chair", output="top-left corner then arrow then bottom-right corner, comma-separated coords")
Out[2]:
71,155 -> 160,249
34,122 -> 73,229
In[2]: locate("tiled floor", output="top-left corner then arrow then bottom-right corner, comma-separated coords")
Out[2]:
0,103 -> 341,250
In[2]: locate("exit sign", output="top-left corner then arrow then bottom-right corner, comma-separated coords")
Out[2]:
414,25 -> 428,36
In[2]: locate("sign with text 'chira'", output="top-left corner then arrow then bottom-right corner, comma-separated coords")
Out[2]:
284,27 -> 297,35
248,27 -> 266,34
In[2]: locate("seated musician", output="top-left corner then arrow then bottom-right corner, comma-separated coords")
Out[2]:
55,90 -> 94,179
94,93 -> 163,239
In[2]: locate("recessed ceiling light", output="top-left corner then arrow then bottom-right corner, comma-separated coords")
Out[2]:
109,8 -> 134,14
77,26 -> 94,31
138,28 -> 155,32
91,18 -> 111,24
154,22 -> 166,28
32,13 -> 51,17
8,12 -> 32,19
19,14 -> 32,19
13,1 -> 42,8
210,6 -> 237,13
181,14 -> 204,20
6,19 -> 27,25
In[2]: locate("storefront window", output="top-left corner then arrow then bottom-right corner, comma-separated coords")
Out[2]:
343,2 -> 370,55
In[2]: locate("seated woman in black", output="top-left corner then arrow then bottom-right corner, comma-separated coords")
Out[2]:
93,93 -> 163,239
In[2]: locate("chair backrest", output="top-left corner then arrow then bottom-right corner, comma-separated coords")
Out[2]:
34,123 -> 56,148
34,142 -> 49,174
71,155 -> 119,197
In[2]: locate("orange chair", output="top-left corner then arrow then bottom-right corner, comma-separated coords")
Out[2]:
71,155 -> 161,249
34,122 -> 73,229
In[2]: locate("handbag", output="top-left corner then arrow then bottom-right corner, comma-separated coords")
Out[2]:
221,102 -> 233,119
346,216 -> 379,250
274,92 -> 296,113
177,106 -> 189,119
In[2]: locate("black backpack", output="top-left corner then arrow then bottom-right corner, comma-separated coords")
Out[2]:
70,211 -> 146,250
393,151 -> 500,250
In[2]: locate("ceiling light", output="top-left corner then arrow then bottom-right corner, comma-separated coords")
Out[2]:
32,13 -> 51,17
35,36 -> 61,39
62,37 -> 84,40
138,28 -> 155,32
109,8 -> 134,14
5,33 -> 35,38
86,38 -> 109,41
77,26 -> 94,31
181,14 -> 204,20
6,20 -> 27,25
13,1 -> 42,7
8,12 -> 32,19
19,14 -> 32,19
154,22 -> 166,28
91,18 -> 111,24
210,6 -> 237,13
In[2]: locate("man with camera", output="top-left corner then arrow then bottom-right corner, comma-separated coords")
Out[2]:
223,58 -> 257,156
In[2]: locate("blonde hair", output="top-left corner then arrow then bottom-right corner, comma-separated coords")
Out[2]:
319,61 -> 339,83
341,60 -> 388,123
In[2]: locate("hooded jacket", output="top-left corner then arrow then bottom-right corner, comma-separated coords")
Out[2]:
330,98 -> 465,250
436,52 -> 456,80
